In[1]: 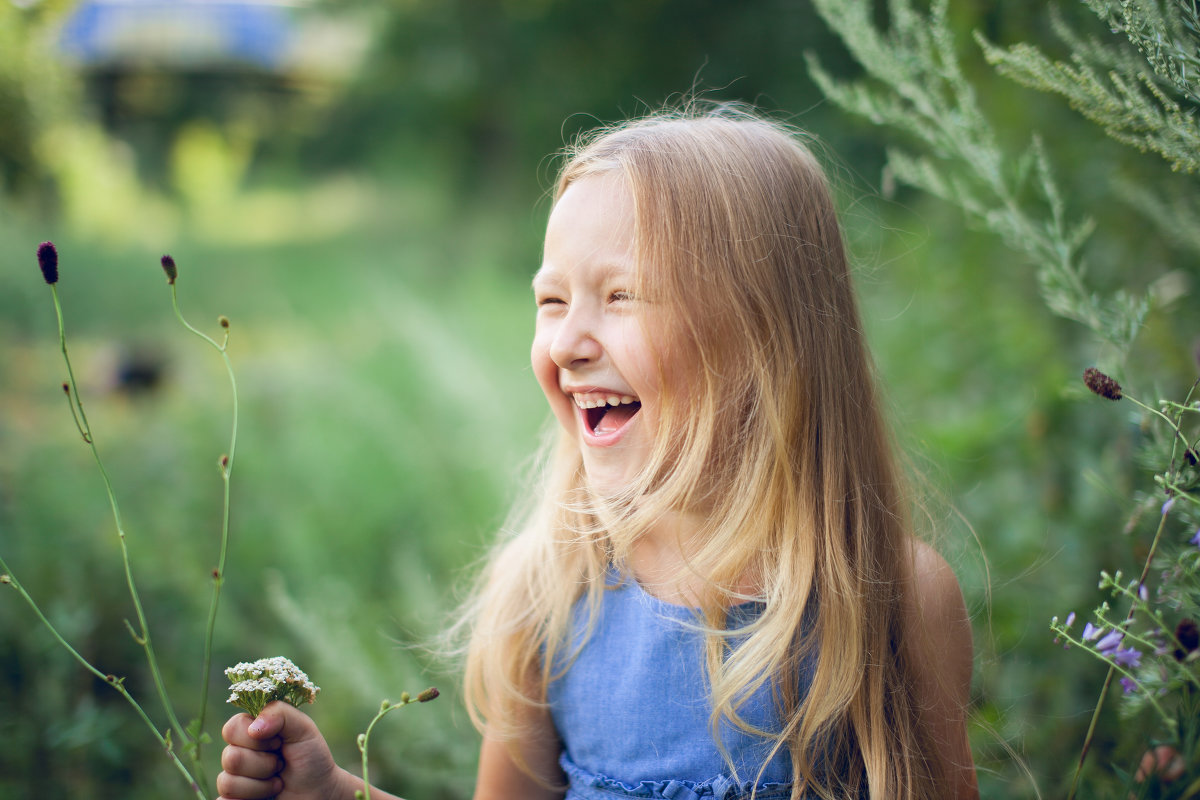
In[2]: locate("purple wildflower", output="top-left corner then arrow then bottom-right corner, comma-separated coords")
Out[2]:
1191,528 -> 1200,548
1112,647 -> 1143,668
1096,629 -> 1124,654
1065,612 -> 1076,627
1082,622 -> 1102,641
1120,676 -> 1138,694
1162,497 -> 1176,515
1138,584 -> 1148,602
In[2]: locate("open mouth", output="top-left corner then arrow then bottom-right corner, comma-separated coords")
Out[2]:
575,394 -> 642,436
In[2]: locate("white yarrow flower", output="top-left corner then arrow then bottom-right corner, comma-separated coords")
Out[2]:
225,656 -> 319,717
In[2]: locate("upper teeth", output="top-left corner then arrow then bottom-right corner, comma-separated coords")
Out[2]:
573,394 -> 637,409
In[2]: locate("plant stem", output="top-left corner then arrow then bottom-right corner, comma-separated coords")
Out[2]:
356,691 -> 438,800
357,698 -> 414,800
51,285 -> 192,752
0,557 -> 207,800
1127,394 -> 1195,459
1068,498 -> 1174,799
1068,665 -> 1116,800
170,285 -> 240,775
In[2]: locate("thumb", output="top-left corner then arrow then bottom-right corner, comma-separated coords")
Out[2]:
247,700 -> 317,744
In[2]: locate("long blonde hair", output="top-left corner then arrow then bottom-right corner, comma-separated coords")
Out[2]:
461,105 -> 941,799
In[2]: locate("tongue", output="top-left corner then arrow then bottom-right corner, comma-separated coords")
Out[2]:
594,403 -> 638,435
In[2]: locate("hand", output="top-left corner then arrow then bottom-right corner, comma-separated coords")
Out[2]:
217,701 -> 351,800
1135,745 -> 1185,785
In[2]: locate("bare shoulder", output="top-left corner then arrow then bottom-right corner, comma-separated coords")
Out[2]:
901,538 -> 973,685
901,537 -> 979,798
903,539 -> 970,640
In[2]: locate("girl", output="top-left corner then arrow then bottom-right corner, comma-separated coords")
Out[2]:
217,106 -> 977,800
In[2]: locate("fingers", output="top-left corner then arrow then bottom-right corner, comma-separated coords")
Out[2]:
222,713 -> 282,752
255,700 -> 324,749
218,703 -> 335,798
222,703 -> 317,750
222,742 -> 284,778
1136,745 -> 1185,783
218,724 -> 286,800
215,766 -> 283,800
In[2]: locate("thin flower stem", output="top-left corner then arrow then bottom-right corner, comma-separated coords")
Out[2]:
170,284 -> 239,772
1068,501 -> 1174,799
1058,626 -> 1173,724
1127,393 -> 1195,460
1162,379 -> 1200,419
52,286 -> 91,441
0,557 -> 207,800
1069,665 -> 1115,800
49,286 -> 191,751
357,697 -> 415,800
61,383 -> 89,442
1155,474 -> 1200,509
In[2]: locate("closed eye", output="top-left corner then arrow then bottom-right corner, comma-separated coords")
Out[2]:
536,295 -> 566,309
609,290 -> 635,303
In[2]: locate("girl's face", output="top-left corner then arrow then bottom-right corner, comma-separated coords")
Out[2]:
532,173 -> 666,497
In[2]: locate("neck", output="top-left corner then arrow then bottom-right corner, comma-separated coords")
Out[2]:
627,510 -> 756,606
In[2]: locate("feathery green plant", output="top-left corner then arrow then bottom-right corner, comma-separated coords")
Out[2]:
808,0 -> 1199,796
805,0 -> 1196,361
979,0 -> 1199,175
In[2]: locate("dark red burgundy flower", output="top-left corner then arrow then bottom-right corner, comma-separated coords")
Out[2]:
1083,367 -> 1122,401
37,241 -> 58,284
161,254 -> 178,284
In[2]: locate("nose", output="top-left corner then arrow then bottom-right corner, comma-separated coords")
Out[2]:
548,306 -> 602,369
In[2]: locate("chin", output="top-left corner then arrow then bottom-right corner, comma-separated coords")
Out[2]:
580,463 -> 635,500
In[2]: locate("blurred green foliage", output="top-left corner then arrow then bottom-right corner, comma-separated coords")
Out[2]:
2,1 -> 1198,798
813,0 -> 1200,796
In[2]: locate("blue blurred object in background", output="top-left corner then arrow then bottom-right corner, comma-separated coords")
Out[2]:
58,0 -> 296,70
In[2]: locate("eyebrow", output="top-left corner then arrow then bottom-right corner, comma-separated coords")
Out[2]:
531,261 -> 635,289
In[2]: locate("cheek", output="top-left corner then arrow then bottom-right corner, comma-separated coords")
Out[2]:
613,327 -> 669,406
531,332 -> 576,429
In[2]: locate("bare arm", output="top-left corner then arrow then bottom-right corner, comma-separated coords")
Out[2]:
903,540 -> 979,800
473,706 -> 565,800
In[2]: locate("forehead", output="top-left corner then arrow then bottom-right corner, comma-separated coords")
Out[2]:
536,173 -> 637,283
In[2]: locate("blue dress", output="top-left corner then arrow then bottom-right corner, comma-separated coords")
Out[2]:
547,575 -> 816,800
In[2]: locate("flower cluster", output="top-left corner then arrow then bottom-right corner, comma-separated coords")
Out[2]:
1051,373 -> 1200,719
226,657 -> 320,718
1053,565 -> 1200,722
1082,367 -> 1123,401
1054,610 -> 1147,695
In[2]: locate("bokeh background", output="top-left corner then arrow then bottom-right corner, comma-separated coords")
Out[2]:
2,1 -> 1197,798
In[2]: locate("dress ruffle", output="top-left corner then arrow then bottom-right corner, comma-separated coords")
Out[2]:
560,752 -> 794,800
